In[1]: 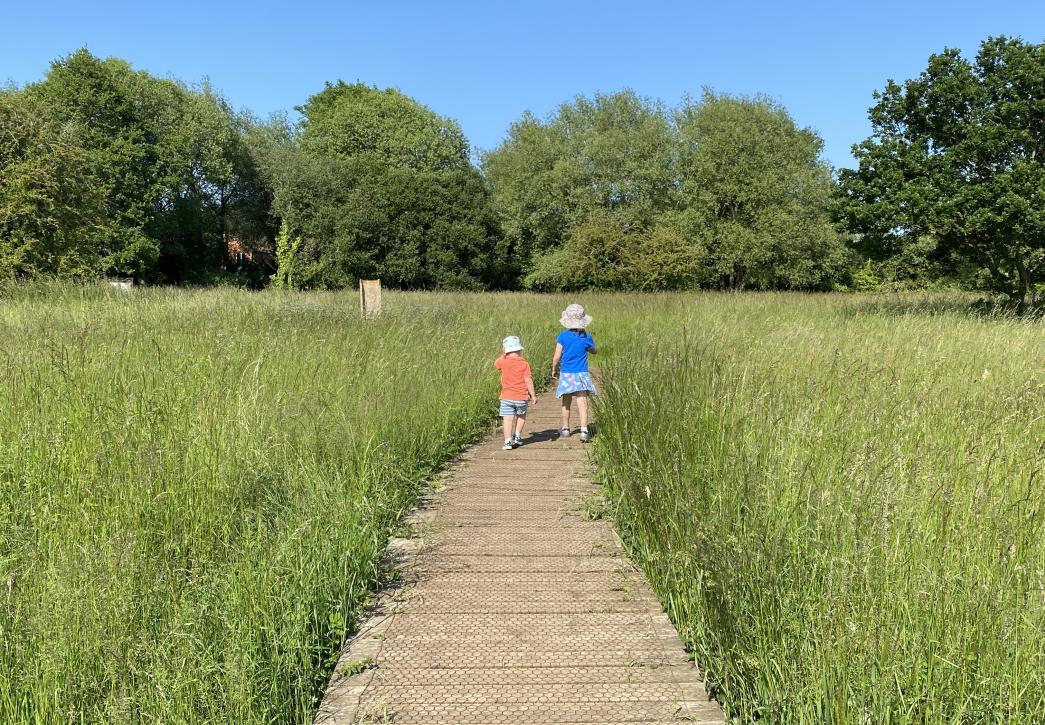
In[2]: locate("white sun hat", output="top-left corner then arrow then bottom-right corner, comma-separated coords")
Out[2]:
502,335 -> 524,353
559,303 -> 592,329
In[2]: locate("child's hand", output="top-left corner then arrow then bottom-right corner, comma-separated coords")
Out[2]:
529,394 -> 538,405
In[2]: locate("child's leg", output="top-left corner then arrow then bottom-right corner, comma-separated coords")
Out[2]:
560,393 -> 572,429
514,413 -> 526,438
575,391 -> 589,430
502,416 -> 514,442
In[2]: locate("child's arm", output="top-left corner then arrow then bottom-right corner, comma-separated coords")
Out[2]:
551,343 -> 563,377
526,373 -> 537,404
587,334 -> 596,355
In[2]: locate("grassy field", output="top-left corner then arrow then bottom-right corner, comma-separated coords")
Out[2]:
0,286 -> 560,723
1,287 -> 1041,723
593,293 -> 1045,723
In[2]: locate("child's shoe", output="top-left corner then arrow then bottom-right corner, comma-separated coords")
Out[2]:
502,439 -> 514,450
579,428 -> 591,442
558,427 -> 571,438
512,435 -> 522,448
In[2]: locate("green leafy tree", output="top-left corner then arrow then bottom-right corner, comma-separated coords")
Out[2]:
298,82 -> 469,171
482,111 -> 570,261
0,90 -> 104,277
483,90 -> 676,264
676,92 -> 846,290
149,86 -> 274,283
271,220 -> 303,289
269,83 -> 506,289
271,153 -> 507,289
26,50 -> 163,276
488,89 -> 842,291
25,49 -> 272,283
838,36 -> 1045,309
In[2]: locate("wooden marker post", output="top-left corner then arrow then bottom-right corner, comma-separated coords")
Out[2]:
359,279 -> 382,318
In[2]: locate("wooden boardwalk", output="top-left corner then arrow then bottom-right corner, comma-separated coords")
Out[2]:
315,396 -> 724,724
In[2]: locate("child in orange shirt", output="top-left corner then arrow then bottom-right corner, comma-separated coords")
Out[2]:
495,335 -> 537,450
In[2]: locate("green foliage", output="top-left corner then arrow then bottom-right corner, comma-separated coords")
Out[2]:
593,293 -> 1045,721
149,87 -> 273,283
838,36 -> 1045,309
486,90 -> 843,290
484,90 -> 676,262
298,82 -> 469,171
20,49 -> 273,283
849,259 -> 881,292
271,220 -> 303,289
677,92 -> 848,290
524,214 -> 700,291
848,235 -> 979,293
0,91 -> 104,278
268,83 -> 506,290
26,50 -> 165,276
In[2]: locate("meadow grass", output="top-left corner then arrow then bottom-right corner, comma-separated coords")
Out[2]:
0,286 -> 561,723
592,292 -> 1045,723
2,287 -> 1041,723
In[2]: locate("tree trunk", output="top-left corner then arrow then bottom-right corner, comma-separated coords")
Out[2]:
1015,255 -> 1031,313
219,190 -> 229,271
732,264 -> 746,292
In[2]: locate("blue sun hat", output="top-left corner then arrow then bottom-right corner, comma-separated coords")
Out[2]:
502,335 -> 524,353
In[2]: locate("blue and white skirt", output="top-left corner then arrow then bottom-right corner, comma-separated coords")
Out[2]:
556,371 -> 597,398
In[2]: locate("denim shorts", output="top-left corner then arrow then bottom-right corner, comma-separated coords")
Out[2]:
499,399 -> 528,416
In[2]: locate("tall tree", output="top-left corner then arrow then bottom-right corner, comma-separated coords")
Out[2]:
483,90 -> 676,264
838,36 -> 1045,309
269,82 -> 507,289
485,90 -> 842,291
676,92 -> 846,290
149,86 -> 273,282
25,49 -> 272,283
26,50 -> 164,276
0,91 -> 104,278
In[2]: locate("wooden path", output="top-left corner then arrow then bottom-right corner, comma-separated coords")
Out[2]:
315,396 -> 724,724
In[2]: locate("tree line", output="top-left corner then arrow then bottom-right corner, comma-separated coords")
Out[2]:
1,37 -> 1041,307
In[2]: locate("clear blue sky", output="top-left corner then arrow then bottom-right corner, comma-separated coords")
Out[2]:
3,0 -> 1043,169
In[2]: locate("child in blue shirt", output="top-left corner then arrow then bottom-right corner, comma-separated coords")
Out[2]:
550,303 -> 597,441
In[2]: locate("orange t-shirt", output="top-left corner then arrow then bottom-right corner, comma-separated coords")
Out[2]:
494,354 -> 532,400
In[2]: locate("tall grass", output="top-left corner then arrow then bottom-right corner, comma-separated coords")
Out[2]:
593,293 -> 1045,723
3,287 -> 1040,723
0,286 -> 560,723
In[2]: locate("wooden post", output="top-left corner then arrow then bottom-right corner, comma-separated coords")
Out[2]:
359,279 -> 382,318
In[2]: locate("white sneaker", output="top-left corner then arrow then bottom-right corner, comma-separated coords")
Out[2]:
502,440 -> 513,450
558,427 -> 571,438
579,429 -> 591,442
512,435 -> 522,448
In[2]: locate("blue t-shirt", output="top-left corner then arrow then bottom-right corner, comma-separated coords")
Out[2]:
557,329 -> 595,373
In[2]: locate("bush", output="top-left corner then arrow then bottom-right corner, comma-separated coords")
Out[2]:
523,215 -> 701,291
850,259 -> 881,292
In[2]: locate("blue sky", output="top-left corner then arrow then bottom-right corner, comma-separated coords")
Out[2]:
3,1 -> 1043,169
